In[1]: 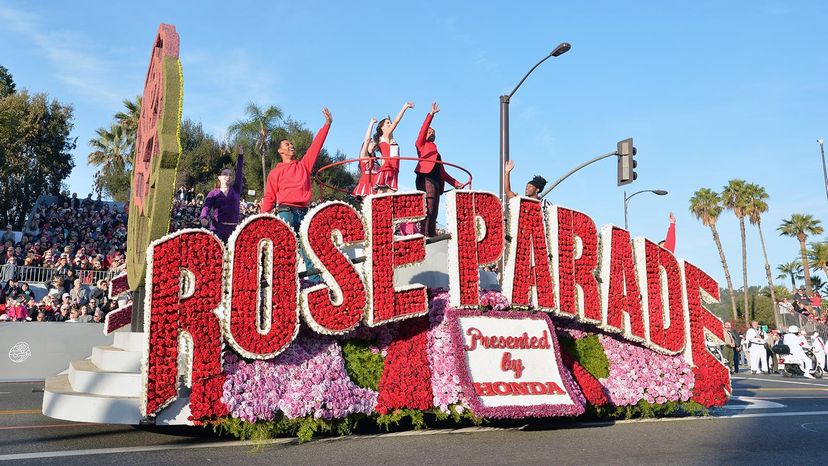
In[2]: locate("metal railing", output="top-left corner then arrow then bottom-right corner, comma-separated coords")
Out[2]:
1,265 -> 114,285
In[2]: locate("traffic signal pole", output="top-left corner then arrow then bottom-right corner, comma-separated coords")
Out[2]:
538,150 -> 618,198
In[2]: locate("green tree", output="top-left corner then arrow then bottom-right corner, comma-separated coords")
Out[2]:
778,214 -> 824,296
689,188 -> 739,322
808,240 -> 828,281
228,103 -> 283,191
88,124 -> 131,201
0,65 -> 15,98
176,119 -> 230,195
744,183 -> 778,328
810,275 -> 827,295
0,90 -> 75,228
776,260 -> 804,291
114,96 -> 141,156
722,179 -> 751,325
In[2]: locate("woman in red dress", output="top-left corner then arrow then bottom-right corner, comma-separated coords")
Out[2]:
353,118 -> 380,198
373,102 -> 414,193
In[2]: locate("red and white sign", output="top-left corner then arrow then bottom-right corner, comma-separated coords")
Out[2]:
448,309 -> 585,418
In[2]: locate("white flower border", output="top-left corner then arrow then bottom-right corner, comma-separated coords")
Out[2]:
140,228 -> 227,418
501,196 -> 555,312
299,200 -> 368,335
221,213 -> 300,360
361,191 -> 429,327
445,191 -> 503,309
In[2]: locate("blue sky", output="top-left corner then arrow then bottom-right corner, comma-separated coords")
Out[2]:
1,0 -> 826,291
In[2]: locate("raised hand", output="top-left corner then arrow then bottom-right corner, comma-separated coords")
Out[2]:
505,160 -> 515,173
370,117 -> 377,125
322,107 -> 333,124
669,212 -> 676,223
430,102 -> 440,115
405,102 -> 415,110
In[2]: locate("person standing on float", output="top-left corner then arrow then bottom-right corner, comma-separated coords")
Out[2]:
745,320 -> 768,374
260,108 -> 332,230
200,145 -> 244,242
414,102 -> 465,237
353,118 -> 380,199
374,102 -> 414,193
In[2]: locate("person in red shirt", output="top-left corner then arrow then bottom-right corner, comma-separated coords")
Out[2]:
374,102 -> 414,193
260,108 -> 332,231
414,102 -> 465,237
658,212 -> 676,253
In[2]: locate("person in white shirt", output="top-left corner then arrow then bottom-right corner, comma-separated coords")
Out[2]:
783,325 -> 814,378
811,332 -> 826,370
744,321 -> 768,374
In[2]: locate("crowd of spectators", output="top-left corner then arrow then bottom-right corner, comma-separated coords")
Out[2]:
0,276 -> 115,322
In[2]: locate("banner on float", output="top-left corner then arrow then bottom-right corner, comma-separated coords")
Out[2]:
448,310 -> 585,418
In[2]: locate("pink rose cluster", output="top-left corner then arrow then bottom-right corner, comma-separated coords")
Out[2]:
221,333 -> 377,422
598,334 -> 694,406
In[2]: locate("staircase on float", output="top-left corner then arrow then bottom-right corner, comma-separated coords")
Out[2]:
41,331 -> 191,425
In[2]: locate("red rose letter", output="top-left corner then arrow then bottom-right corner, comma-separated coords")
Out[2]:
599,226 -> 645,341
300,201 -> 367,334
364,193 -> 428,326
502,197 -> 555,310
445,191 -> 504,308
549,207 -> 600,321
226,215 -> 299,359
682,260 -> 730,407
143,231 -> 226,422
635,239 -> 685,353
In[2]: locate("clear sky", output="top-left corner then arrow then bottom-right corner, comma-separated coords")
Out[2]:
1,0 -> 826,291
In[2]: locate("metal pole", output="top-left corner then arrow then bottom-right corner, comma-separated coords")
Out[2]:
500,95 -> 510,203
624,190 -> 629,230
819,139 -> 828,203
538,151 -> 617,198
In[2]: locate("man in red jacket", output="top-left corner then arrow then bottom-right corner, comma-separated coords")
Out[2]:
415,102 -> 465,237
260,108 -> 332,231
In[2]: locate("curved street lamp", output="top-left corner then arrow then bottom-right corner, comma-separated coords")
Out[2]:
499,42 -> 571,203
624,189 -> 668,230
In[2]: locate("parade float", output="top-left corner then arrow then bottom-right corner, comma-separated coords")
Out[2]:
42,24 -> 730,441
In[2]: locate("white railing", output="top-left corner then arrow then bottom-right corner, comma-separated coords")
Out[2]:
1,265 -> 114,285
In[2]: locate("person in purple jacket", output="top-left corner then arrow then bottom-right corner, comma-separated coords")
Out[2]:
200,145 -> 244,242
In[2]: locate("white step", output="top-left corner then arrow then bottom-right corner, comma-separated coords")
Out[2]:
113,331 -> 146,352
42,374 -> 141,424
67,359 -> 142,397
91,345 -> 142,372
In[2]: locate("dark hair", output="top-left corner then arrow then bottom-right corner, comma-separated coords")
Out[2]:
373,118 -> 390,145
528,175 -> 547,191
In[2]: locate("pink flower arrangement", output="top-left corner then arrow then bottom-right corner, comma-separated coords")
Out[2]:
598,334 -> 694,406
221,332 -> 377,422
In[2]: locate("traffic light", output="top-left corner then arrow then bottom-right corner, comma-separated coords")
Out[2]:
616,138 -> 637,186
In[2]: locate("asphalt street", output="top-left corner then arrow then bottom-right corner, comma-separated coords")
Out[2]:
2,374 -> 828,465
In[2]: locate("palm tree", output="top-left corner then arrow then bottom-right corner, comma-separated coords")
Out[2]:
689,188 -> 739,322
810,275 -> 827,295
808,240 -> 828,281
743,183 -> 779,328
114,96 -> 141,156
88,124 -> 130,175
227,103 -> 283,189
779,214 -> 824,296
722,179 -> 750,325
776,260 -> 804,291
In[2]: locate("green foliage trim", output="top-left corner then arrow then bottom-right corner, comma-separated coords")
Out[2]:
559,334 -> 610,379
341,340 -> 385,390
587,400 -> 708,420
212,413 -> 366,444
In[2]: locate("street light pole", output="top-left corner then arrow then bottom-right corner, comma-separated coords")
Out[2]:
623,189 -> 668,230
819,138 -> 828,203
499,42 -> 570,203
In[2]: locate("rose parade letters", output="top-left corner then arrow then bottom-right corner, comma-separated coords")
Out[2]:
140,191 -> 729,420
